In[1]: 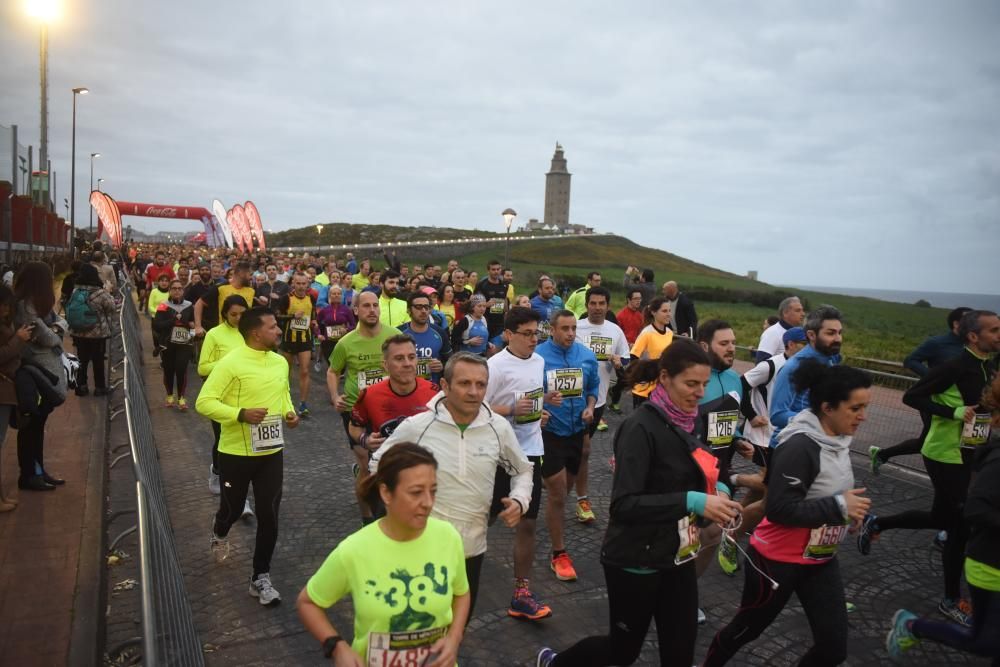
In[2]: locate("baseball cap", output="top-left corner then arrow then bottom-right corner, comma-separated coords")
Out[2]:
419,286 -> 437,297
782,327 -> 807,344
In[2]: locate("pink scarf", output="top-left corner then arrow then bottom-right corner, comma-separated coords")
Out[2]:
650,383 -> 697,433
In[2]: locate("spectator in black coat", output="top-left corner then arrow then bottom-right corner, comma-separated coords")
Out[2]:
663,281 -> 698,338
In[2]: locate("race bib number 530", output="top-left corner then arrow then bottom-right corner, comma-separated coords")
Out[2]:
962,413 -> 991,447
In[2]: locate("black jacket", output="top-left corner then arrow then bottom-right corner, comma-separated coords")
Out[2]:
671,293 -> 698,338
966,439 -> 1000,572
601,402 -> 728,570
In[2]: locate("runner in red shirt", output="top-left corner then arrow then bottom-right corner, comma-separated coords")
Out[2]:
348,334 -> 440,522
145,251 -> 176,291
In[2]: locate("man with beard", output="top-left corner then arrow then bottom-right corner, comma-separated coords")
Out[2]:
692,320 -> 753,619
184,263 -> 216,308
769,306 -> 844,447
377,269 -> 409,328
253,263 -> 290,312
194,262 -> 255,338
475,259 -> 509,339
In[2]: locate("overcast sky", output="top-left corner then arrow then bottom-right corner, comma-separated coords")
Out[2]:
2,1 -> 998,292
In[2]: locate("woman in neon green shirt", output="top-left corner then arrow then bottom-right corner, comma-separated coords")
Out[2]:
298,443 -> 470,666
197,294 -> 249,494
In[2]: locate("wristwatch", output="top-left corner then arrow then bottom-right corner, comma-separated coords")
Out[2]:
322,635 -> 344,659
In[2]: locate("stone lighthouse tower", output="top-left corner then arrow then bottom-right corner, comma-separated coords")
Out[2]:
543,143 -> 571,228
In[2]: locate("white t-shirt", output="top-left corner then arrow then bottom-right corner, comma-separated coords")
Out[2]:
486,348 -> 545,456
756,322 -> 787,360
742,352 -> 790,447
575,318 -> 631,407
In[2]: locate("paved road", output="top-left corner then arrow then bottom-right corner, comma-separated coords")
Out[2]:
105,341 -> 989,666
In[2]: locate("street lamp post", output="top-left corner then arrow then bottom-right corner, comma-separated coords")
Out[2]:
70,87 -> 89,253
89,152 -> 100,233
27,0 -> 58,206
501,208 -> 517,269
315,224 -> 324,253
97,178 -> 104,192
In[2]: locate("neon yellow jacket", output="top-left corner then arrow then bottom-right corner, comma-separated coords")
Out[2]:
197,322 -> 245,377
147,287 -> 170,317
195,345 -> 295,457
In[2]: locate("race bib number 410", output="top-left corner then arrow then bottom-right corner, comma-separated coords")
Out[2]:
962,413 -> 991,447
367,626 -> 447,667
675,513 -> 701,565
515,388 -> 544,424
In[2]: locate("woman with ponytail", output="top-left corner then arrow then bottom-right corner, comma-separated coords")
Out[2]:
538,338 -> 742,667
704,361 -> 873,666
627,297 -> 674,406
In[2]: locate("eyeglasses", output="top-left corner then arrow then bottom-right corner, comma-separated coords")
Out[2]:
513,329 -> 540,338
410,304 -> 431,310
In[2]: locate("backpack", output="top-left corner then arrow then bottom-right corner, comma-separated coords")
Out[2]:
66,288 -> 98,330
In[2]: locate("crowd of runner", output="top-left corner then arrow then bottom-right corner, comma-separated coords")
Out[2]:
11,241 -> 996,666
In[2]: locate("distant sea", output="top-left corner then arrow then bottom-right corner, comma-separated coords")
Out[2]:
793,286 -> 1000,312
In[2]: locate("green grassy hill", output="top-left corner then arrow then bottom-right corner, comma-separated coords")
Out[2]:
269,223 -> 947,365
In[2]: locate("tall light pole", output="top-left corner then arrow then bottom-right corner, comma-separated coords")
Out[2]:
89,152 -> 100,233
70,86 -> 89,252
26,0 -> 58,206
97,178 -> 105,192
501,208 -> 517,269
315,224 -> 324,253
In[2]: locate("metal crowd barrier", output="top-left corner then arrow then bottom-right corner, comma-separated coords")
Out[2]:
116,282 -> 205,667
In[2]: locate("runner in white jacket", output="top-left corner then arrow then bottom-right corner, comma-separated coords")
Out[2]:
370,351 -> 533,614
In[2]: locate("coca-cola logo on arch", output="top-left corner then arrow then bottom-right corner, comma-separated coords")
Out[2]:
144,206 -> 179,217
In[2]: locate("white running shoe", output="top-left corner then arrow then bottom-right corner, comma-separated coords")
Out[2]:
242,499 -> 255,519
210,533 -> 230,563
208,466 -> 221,495
249,573 -> 281,606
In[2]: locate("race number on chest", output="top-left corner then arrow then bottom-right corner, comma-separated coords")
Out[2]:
547,368 -> 584,398
367,626 -> 447,667
707,410 -> 739,447
250,415 -> 284,453
962,413 -> 992,448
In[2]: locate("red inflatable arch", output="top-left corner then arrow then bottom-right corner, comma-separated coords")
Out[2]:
92,196 -> 227,248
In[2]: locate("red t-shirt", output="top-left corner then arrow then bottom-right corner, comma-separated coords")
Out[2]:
616,307 -> 644,345
350,377 -> 440,438
146,263 -> 176,288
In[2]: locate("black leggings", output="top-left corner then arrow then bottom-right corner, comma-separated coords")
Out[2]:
73,336 -> 107,389
875,456 -> 971,600
876,413 -> 930,463
913,583 -> 1000,662
214,450 -> 283,577
552,563 -> 698,667
465,554 -> 485,620
160,344 -> 193,396
704,546 -> 847,667
17,412 -> 49,480
210,420 -> 221,472
608,366 -> 626,406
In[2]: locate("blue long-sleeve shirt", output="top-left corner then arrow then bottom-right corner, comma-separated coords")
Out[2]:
903,331 -> 964,378
769,345 -> 840,447
537,339 -> 599,437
